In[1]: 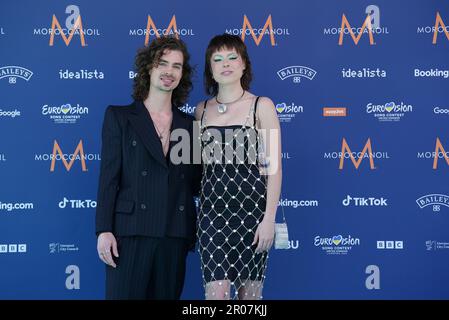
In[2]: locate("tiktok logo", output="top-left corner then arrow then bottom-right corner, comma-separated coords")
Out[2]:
342,195 -> 388,207
58,197 -> 97,209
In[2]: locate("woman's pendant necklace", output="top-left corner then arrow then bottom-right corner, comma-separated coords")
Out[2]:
215,90 -> 245,114
217,103 -> 227,114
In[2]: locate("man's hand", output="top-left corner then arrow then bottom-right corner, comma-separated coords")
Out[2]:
97,232 -> 119,268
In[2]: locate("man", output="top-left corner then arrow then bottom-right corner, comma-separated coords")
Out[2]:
95,37 -> 200,300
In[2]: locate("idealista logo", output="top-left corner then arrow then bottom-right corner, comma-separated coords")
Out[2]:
0,244 -> 27,253
42,103 -> 88,124
59,69 -> 104,80
341,67 -> 387,79
225,15 -> 290,46
314,235 -> 360,255
129,15 -> 194,46
275,102 -> 303,123
324,5 -> 389,45
33,5 -> 100,46
416,137 -> 449,169
324,138 -> 389,170
34,140 -> 100,172
416,12 -> 449,44
366,101 -> 413,122
416,194 -> 449,213
277,66 -> 317,84
59,197 -> 97,209
377,241 -> 403,249
342,195 -> 387,207
0,66 -> 33,84
49,243 -> 79,254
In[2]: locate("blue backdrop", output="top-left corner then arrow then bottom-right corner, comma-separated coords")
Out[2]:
0,0 -> 448,299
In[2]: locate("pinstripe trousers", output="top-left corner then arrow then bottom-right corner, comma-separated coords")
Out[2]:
105,236 -> 189,300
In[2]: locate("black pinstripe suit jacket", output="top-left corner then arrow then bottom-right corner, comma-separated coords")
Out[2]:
95,101 -> 201,246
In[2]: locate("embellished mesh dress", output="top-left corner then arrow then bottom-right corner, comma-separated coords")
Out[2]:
198,97 -> 269,299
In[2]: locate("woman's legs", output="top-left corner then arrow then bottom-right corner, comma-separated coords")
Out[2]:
237,280 -> 263,300
205,280 -> 231,300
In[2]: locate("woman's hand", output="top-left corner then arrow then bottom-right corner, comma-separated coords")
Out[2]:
252,217 -> 275,253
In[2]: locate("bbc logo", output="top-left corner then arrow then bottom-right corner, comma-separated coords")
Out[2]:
0,244 -> 27,253
377,241 -> 403,249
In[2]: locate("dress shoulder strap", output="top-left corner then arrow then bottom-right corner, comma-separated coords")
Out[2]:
253,96 -> 261,127
200,100 -> 208,126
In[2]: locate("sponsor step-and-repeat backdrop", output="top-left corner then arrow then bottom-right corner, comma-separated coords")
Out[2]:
0,0 -> 448,299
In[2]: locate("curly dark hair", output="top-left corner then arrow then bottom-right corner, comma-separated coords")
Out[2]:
204,34 -> 253,96
132,37 -> 193,107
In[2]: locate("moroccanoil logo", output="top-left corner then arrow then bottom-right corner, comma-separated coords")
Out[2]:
49,14 -> 86,46
242,15 -> 275,46
419,138 -> 449,169
339,138 -> 375,169
417,12 -> 449,44
226,15 -> 290,46
338,14 -> 374,45
433,12 -> 449,44
33,5 -> 100,46
34,140 -> 100,172
129,15 -> 195,46
51,140 -> 87,171
324,6 -> 388,44
324,138 -> 389,170
417,138 -> 449,169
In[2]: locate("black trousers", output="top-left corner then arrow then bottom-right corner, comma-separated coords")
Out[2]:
105,236 -> 189,300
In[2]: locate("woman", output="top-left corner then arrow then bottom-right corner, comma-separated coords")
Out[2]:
194,34 -> 282,300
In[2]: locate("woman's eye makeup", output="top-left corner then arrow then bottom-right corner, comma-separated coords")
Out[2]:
213,53 -> 238,62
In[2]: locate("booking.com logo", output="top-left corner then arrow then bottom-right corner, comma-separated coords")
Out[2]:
0,201 -> 34,212
58,197 -> 97,209
278,198 -> 319,208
